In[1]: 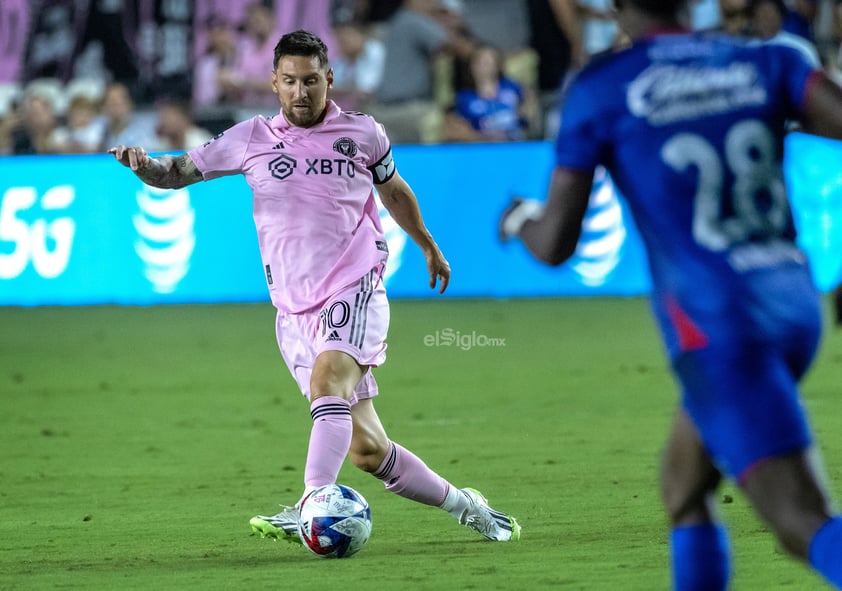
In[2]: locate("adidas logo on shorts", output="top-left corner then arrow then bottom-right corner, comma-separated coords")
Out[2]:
327,330 -> 341,342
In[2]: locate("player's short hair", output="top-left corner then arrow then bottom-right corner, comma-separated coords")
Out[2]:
616,0 -> 689,18
273,30 -> 329,71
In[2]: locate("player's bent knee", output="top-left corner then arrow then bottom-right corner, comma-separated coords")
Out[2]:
309,389 -> 354,402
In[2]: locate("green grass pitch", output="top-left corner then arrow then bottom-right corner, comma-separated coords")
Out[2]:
2,297 -> 841,590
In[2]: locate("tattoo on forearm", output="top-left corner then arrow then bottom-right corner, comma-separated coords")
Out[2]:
136,154 -> 202,189
175,154 -> 204,182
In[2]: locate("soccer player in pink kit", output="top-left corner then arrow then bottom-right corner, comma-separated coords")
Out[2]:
109,30 -> 520,544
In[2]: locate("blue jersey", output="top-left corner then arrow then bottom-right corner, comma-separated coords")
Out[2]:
455,77 -> 526,140
555,32 -> 822,359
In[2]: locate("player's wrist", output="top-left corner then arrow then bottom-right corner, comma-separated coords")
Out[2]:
500,199 -> 543,240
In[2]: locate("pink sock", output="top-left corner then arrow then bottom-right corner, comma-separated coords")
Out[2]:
372,441 -> 451,507
304,396 -> 352,487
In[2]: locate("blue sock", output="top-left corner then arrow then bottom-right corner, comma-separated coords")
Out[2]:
670,523 -> 730,591
809,516 -> 842,588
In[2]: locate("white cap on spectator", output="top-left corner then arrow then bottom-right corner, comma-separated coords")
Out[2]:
0,83 -> 22,117
65,78 -> 106,103
24,78 -> 66,115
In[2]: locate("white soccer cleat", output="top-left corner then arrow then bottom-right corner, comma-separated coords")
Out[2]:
458,487 -> 521,541
249,505 -> 302,544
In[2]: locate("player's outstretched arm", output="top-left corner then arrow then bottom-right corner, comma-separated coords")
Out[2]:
377,172 -> 450,294
500,167 -> 593,266
108,145 -> 203,189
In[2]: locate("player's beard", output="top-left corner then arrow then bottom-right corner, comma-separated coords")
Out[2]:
283,102 -> 322,128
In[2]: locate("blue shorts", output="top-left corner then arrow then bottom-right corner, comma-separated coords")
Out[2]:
673,328 -> 820,481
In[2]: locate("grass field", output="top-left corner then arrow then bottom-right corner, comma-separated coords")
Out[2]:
2,297 -> 841,590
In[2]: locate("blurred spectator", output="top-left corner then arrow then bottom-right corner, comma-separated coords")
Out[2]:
360,0 -> 403,23
0,84 -> 22,115
82,0 -> 142,91
193,17 -> 239,108
432,0 -> 479,105
132,0 -> 192,101
0,116 -> 14,155
376,0 -> 475,104
23,0 -> 141,90
749,0 -> 821,65
329,22 -> 386,111
461,0 -> 530,53
101,82 -> 161,150
64,78 -> 106,105
443,44 -> 530,143
332,0 -> 375,26
527,0 -> 581,138
528,0 -> 582,91
371,0 -> 475,144
23,0 -> 86,82
275,0 -> 338,60
22,78 -> 67,117
0,84 -> 22,155
218,3 -> 279,109
783,0 -> 818,42
433,0 -> 471,34
192,0 -> 250,71
155,100 -> 213,151
0,0 -> 30,83
719,0 -> 751,35
577,0 -> 618,57
52,94 -> 104,154
10,93 -> 62,155
691,0 -> 723,30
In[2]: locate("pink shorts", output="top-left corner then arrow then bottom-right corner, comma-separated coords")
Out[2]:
275,268 -> 389,404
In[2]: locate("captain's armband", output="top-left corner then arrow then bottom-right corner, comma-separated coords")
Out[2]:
368,149 -> 396,184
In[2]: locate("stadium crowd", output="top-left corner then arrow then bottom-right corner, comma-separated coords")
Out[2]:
0,0 -> 840,155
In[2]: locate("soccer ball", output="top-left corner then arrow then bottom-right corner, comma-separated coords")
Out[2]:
297,484 -> 372,558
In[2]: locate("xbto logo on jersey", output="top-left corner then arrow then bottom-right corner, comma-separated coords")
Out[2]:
269,154 -> 296,180
305,158 -> 356,177
268,155 -> 356,180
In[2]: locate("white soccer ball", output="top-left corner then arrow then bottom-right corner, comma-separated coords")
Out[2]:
297,484 -> 372,558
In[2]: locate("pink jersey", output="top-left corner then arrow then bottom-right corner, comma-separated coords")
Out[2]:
188,101 -> 395,313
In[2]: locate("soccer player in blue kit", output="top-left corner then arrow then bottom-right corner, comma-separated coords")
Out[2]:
500,0 -> 842,588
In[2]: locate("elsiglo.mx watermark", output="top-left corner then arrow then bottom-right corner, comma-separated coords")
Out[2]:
423,328 -> 507,351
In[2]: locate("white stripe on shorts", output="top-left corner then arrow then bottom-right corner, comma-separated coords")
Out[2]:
349,270 -> 375,348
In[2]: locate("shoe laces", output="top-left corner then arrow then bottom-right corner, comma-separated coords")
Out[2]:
461,503 -> 498,536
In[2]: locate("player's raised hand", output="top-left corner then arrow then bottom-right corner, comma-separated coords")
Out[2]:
108,145 -> 152,172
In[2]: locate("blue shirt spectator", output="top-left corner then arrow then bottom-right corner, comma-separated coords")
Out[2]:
447,45 -> 529,142
455,77 -> 525,141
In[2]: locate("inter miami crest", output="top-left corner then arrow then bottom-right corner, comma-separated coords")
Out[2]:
333,137 -> 358,158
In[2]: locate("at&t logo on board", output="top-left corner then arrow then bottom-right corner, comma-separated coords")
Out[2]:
133,185 -> 195,293
571,167 -> 626,287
